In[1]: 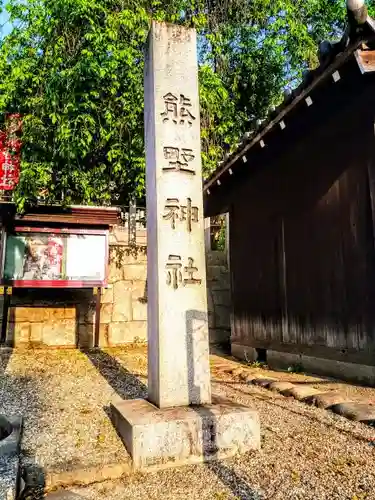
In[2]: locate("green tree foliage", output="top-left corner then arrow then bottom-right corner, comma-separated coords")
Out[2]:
0,0 -> 366,209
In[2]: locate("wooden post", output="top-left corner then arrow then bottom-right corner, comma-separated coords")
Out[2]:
129,198 -> 137,246
94,287 -> 101,348
204,218 -> 211,251
1,287 -> 11,345
0,227 -> 7,345
225,212 -> 230,265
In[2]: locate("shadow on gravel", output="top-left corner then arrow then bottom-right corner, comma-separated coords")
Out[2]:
81,348 -> 147,400
0,348 -> 12,375
20,463 -> 45,500
188,311 -> 262,500
206,459 -> 262,500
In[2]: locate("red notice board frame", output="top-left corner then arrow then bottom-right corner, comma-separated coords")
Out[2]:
4,226 -> 109,288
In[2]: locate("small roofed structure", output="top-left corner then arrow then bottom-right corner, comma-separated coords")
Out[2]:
204,1 -> 375,384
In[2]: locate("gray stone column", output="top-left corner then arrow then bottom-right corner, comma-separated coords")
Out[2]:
145,21 -> 211,408
111,22 -> 260,471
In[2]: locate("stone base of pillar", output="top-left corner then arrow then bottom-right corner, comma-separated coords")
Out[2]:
110,397 -> 260,470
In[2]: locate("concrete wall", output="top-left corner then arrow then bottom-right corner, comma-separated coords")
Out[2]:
2,229 -> 231,348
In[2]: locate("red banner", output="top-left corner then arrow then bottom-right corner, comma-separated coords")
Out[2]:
0,114 -> 22,190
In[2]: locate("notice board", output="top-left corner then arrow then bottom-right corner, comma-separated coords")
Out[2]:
3,227 -> 108,287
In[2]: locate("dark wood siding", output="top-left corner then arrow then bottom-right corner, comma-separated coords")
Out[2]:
228,64 -> 375,365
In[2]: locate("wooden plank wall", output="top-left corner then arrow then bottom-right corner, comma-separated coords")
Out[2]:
230,71 -> 375,364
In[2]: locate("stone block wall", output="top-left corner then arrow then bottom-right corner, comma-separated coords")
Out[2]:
99,245 -> 148,347
2,228 -> 231,348
206,251 -> 231,345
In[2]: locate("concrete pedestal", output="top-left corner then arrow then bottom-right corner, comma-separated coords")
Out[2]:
111,398 -> 260,470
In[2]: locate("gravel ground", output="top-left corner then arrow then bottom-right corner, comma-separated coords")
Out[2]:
0,347 -> 148,476
1,346 -> 375,499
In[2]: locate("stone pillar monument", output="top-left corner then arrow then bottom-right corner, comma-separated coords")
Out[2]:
145,21 -> 211,409
111,21 -> 260,471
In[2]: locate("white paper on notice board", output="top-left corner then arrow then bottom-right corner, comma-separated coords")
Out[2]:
65,234 -> 106,281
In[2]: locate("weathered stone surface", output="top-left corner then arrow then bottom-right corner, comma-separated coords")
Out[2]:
43,309 -> 52,321
132,300 -> 147,322
112,283 -> 132,322
208,310 -> 215,328
212,290 -> 231,306
206,265 -> 228,282
145,21 -> 211,408
64,308 -> 76,320
100,304 -> 113,324
50,308 -> 65,321
109,228 -> 147,249
239,371 -> 252,382
12,323 -> 30,344
330,402 -> 375,423
13,307 -> 45,323
109,243 -> 147,264
230,367 -> 244,377
281,385 -> 323,401
108,264 -> 124,284
252,378 -> 277,388
130,282 -> 147,321
101,287 -> 114,305
268,381 -> 294,393
30,323 -> 43,344
209,328 -> 230,344
123,265 -> 147,282
44,491 -> 83,499
42,321 -> 75,346
99,324 -> 109,348
0,416 -> 22,457
110,227 -> 129,245
111,399 -> 260,470
215,305 -> 231,329
206,251 -> 228,267
130,281 -> 147,299
108,322 -> 147,345
207,289 -> 214,314
304,392 -> 350,409
207,274 -> 230,292
231,344 -> 258,363
44,463 -> 131,496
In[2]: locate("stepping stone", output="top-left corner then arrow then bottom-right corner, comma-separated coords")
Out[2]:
268,381 -> 294,393
223,367 -> 236,374
303,392 -> 350,409
231,368 -> 246,377
252,378 -> 277,388
45,491 -> 84,499
281,385 -> 323,401
242,374 -> 256,384
330,402 -> 375,424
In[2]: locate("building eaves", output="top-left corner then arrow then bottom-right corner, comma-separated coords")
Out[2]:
204,2 -> 375,195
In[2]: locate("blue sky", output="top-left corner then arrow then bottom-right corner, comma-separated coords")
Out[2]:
0,7 -> 11,38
